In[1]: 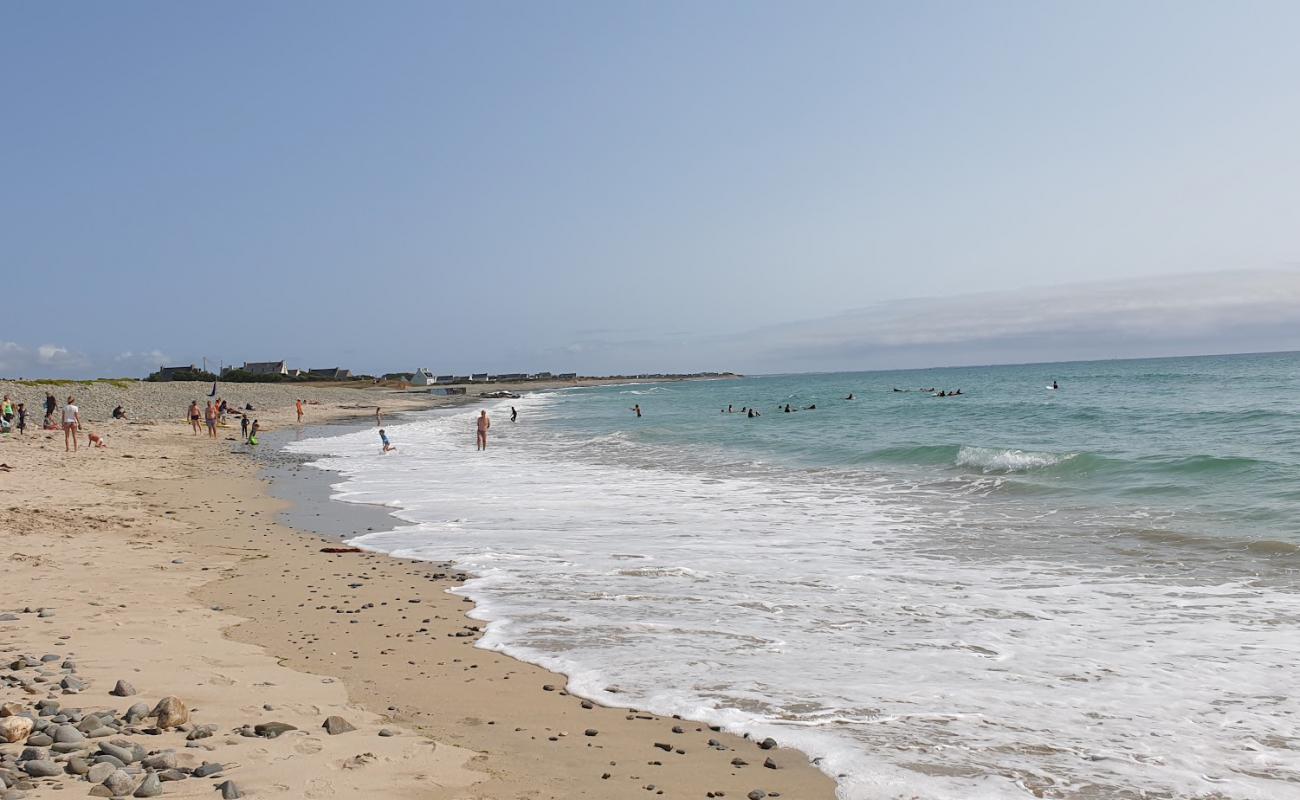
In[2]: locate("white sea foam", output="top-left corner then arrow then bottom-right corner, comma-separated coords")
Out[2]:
286,396 -> 1300,799
956,445 -> 1074,472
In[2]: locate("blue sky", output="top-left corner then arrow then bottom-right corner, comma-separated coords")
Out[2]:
2,2 -> 1298,377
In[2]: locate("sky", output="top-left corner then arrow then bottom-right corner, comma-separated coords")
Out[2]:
2,1 -> 1299,378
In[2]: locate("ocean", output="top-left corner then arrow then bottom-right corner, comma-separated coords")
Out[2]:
285,352 -> 1300,799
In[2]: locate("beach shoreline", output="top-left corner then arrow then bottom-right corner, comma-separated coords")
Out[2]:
0,382 -> 836,799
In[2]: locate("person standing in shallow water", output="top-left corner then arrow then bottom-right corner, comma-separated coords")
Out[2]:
296,398 -> 304,423
510,406 -> 517,423
631,404 -> 642,418
476,410 -> 491,450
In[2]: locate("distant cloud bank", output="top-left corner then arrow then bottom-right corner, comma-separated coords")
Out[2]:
3,270 -> 1299,378
729,269 -> 1300,372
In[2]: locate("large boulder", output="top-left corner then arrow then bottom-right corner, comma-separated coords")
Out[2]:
148,697 -> 188,729
0,716 -> 33,743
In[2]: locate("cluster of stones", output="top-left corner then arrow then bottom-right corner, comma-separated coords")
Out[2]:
0,652 -> 247,800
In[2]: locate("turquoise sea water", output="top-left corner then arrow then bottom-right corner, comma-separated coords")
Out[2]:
289,351 -> 1300,799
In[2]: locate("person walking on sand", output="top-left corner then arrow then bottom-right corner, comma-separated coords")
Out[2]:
62,396 -> 81,452
476,410 -> 490,451
204,400 -> 218,438
296,398 -> 304,423
187,401 -> 202,435
16,403 -> 27,435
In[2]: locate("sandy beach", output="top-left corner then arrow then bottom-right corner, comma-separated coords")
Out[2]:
0,381 -> 834,800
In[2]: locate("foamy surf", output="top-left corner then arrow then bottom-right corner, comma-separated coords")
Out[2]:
286,360 -> 1300,800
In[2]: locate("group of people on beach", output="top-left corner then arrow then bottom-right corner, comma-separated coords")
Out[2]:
0,392 -> 107,452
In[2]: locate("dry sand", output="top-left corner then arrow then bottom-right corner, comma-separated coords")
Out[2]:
0,385 -> 836,799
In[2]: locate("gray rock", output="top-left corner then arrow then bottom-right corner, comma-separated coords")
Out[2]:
217,780 -> 242,799
253,722 -> 296,739
758,737 -> 778,750
192,762 -> 223,778
39,655 -> 59,663
377,728 -> 397,737
731,758 -> 748,767
322,716 -> 355,736
110,681 -> 136,698
53,724 -> 85,744
0,614 -> 19,622
185,725 -> 216,741
747,792 -> 766,800
88,787 -> 114,798
76,716 -> 103,734
122,705 -> 149,725
52,742 -> 90,754
156,770 -> 186,782
98,742 -> 137,765
87,727 -> 116,739
66,756 -> 91,775
59,676 -> 85,694
86,762 -> 116,783
140,752 -> 175,771
36,610 -> 54,619
584,729 -> 598,737
91,755 -> 125,770
18,748 -> 45,762
19,761 -> 59,778
132,773 -> 161,797
103,769 -> 136,797
763,757 -> 779,769
23,734 -> 51,748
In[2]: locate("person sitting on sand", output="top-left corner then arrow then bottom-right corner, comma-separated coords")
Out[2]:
112,405 -> 127,420
87,432 -> 107,448
379,429 -> 395,453
44,393 -> 57,419
62,396 -> 81,452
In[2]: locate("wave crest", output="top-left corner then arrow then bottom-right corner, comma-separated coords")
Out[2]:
955,446 -> 1076,472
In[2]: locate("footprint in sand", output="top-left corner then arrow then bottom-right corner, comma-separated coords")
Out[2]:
294,737 -> 324,756
304,778 -> 336,798
208,673 -> 236,686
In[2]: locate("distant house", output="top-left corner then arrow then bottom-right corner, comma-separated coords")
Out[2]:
434,375 -> 455,384
410,368 -> 435,386
530,372 -> 552,380
470,373 -> 489,382
308,368 -> 352,381
157,364 -> 200,380
492,373 -> 527,382
557,373 -> 577,380
451,376 -> 471,384
287,369 -> 305,378
240,361 -> 289,376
